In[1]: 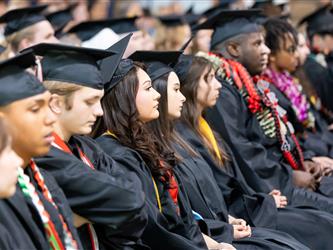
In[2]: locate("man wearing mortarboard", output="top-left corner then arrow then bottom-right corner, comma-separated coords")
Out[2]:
0,5 -> 58,55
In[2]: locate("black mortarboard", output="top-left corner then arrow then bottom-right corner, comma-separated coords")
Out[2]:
157,15 -> 188,27
0,51 -> 46,106
106,59 -> 135,92
46,4 -> 76,34
22,43 -> 115,89
67,17 -> 138,41
201,0 -> 236,17
100,33 -> 133,92
252,0 -> 289,8
193,9 -> 262,49
129,50 -> 182,81
173,54 -> 194,83
298,5 -> 333,37
0,5 -> 48,36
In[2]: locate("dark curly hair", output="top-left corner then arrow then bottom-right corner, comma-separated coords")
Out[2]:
263,17 -> 298,54
92,62 -> 172,182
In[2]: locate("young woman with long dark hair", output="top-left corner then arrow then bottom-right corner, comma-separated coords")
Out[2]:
93,57 -> 208,250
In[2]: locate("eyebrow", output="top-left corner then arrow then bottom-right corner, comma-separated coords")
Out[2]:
142,80 -> 151,85
173,82 -> 180,86
29,98 -> 46,107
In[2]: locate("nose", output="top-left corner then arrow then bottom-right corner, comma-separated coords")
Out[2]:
94,102 -> 104,117
214,77 -> 222,90
180,91 -> 186,102
294,48 -> 300,61
262,43 -> 271,55
152,88 -> 161,101
45,104 -> 57,126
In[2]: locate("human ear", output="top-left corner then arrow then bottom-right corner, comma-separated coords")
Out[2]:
48,94 -> 63,115
227,41 -> 241,58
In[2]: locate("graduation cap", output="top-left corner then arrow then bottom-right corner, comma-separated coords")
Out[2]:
201,0 -> 236,17
22,43 -> 116,89
252,0 -> 289,8
0,51 -> 46,106
173,54 -> 194,83
157,15 -> 188,27
106,59 -> 135,92
46,4 -> 76,35
0,5 -> 48,36
298,5 -> 333,37
100,33 -> 133,92
129,50 -> 182,81
192,9 -> 262,49
66,17 -> 138,41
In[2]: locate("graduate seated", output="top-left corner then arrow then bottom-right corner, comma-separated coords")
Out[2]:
0,5 -> 58,57
262,18 -> 333,192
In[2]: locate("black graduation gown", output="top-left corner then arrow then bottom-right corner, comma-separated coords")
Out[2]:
0,224 -> 15,250
25,166 -> 82,249
303,55 -> 333,113
204,80 -> 333,214
35,135 -> 147,250
0,165 -> 82,250
96,134 -> 208,250
175,121 -> 333,249
0,187 -> 49,250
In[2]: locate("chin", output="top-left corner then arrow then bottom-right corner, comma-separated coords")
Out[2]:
0,186 -> 16,199
34,146 -> 51,157
81,127 -> 92,135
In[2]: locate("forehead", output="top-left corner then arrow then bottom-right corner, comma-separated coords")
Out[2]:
247,32 -> 264,42
74,86 -> 104,97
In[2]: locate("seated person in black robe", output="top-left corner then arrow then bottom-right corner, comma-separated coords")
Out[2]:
93,58 -> 209,250
298,5 -> 333,113
262,18 -> 333,196
0,52 -> 81,249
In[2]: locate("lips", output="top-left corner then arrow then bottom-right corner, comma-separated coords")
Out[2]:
43,132 -> 54,144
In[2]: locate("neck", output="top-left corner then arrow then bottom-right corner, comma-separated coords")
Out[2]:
268,62 -> 282,73
15,150 -> 31,169
196,103 -> 204,116
53,121 -> 72,142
